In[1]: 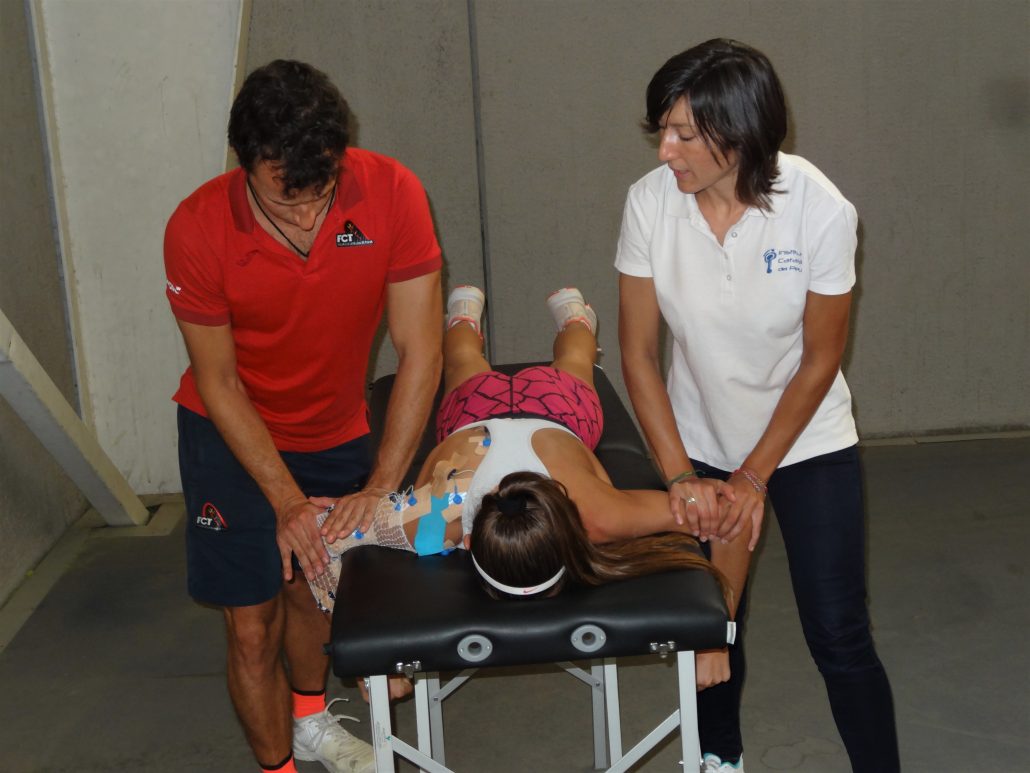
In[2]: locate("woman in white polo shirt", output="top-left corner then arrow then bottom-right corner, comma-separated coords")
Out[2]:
617,39 -> 899,773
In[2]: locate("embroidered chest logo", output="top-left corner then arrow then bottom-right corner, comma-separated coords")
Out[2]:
196,502 -> 228,531
336,220 -> 374,247
762,248 -> 803,274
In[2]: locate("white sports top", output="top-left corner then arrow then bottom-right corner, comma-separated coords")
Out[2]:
615,153 -> 859,470
458,417 -> 577,535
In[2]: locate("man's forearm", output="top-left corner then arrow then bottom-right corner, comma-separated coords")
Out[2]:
197,379 -> 305,517
366,348 -> 442,491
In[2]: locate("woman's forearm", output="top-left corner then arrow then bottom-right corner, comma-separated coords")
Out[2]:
622,350 -> 693,481
741,359 -> 841,480
740,291 -> 852,480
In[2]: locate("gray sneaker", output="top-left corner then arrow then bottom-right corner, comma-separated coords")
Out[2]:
546,287 -> 597,334
292,698 -> 376,773
446,285 -> 486,334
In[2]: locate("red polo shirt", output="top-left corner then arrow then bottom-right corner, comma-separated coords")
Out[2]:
164,148 -> 441,451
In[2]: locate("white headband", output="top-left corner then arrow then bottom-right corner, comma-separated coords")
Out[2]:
470,553 -> 566,597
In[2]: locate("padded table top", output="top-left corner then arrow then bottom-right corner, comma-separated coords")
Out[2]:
329,546 -> 729,676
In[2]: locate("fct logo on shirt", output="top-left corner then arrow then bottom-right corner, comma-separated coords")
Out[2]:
336,220 -> 374,247
762,248 -> 804,274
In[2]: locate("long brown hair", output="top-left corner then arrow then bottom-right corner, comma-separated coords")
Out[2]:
470,471 -> 729,601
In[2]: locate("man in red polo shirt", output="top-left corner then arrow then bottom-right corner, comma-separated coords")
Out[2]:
164,60 -> 442,773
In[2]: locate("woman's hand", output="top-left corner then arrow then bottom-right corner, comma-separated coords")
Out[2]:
669,477 -> 735,541
695,648 -> 731,691
715,472 -> 766,551
317,488 -> 390,544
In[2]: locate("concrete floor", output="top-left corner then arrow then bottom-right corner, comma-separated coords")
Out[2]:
1,437 -> 1028,772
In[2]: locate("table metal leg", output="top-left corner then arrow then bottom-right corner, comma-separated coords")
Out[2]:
678,651 -> 700,771
368,675 -> 395,772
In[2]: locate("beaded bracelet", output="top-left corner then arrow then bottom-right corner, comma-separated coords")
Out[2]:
733,466 -> 767,494
666,469 -> 701,487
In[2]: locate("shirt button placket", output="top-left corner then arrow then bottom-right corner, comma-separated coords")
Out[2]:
723,226 -> 741,290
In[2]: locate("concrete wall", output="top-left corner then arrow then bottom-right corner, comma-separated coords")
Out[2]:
35,0 -> 243,494
0,0 -> 87,604
0,0 -> 243,603
247,0 -> 1029,436
1,0 -> 1026,602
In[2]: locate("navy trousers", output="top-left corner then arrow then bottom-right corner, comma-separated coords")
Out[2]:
694,446 -> 900,772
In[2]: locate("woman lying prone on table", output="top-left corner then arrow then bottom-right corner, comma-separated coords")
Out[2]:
308,286 -> 742,687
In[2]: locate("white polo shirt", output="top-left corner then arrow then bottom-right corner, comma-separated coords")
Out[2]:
615,153 -> 859,471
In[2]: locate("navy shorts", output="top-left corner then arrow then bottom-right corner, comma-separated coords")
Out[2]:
178,406 -> 371,607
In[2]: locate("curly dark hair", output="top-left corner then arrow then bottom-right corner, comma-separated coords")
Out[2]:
228,59 -> 349,195
471,472 -> 728,601
645,39 -> 787,210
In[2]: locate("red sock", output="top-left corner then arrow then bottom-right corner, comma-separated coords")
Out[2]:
260,752 -> 297,772
292,688 -> 326,719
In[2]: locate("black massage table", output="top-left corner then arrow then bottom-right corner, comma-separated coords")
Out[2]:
328,364 -> 733,772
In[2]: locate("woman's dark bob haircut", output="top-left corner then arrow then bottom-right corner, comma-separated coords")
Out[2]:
228,59 -> 349,195
646,38 -> 787,210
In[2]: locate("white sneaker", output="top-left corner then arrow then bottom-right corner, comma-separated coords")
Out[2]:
446,285 -> 486,334
293,698 -> 375,773
700,752 -> 744,772
546,287 -> 597,334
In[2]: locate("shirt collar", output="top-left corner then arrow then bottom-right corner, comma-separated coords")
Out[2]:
228,150 -> 362,233
662,164 -> 787,222
228,167 -> 255,232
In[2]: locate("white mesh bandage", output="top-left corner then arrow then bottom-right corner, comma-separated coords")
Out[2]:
307,495 -> 414,613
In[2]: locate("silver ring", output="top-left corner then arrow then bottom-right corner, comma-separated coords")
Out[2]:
685,496 -> 697,505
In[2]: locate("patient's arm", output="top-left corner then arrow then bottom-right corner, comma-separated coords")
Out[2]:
306,464 -> 470,613
563,451 -> 751,610
306,495 -> 417,613
694,525 -> 751,690
549,441 -> 680,542
572,467 -> 749,693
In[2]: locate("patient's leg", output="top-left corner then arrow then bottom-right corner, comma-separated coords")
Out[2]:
548,288 -> 598,389
444,286 -> 492,394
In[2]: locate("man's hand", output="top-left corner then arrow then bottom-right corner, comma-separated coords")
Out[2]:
319,487 -> 390,544
276,499 -> 330,581
695,648 -> 731,691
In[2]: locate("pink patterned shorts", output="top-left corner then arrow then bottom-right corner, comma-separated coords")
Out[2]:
435,366 -> 603,450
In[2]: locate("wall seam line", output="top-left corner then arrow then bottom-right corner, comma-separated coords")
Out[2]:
466,0 -> 493,360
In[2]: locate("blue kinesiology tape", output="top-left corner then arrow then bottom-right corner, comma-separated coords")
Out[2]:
413,493 -> 452,556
